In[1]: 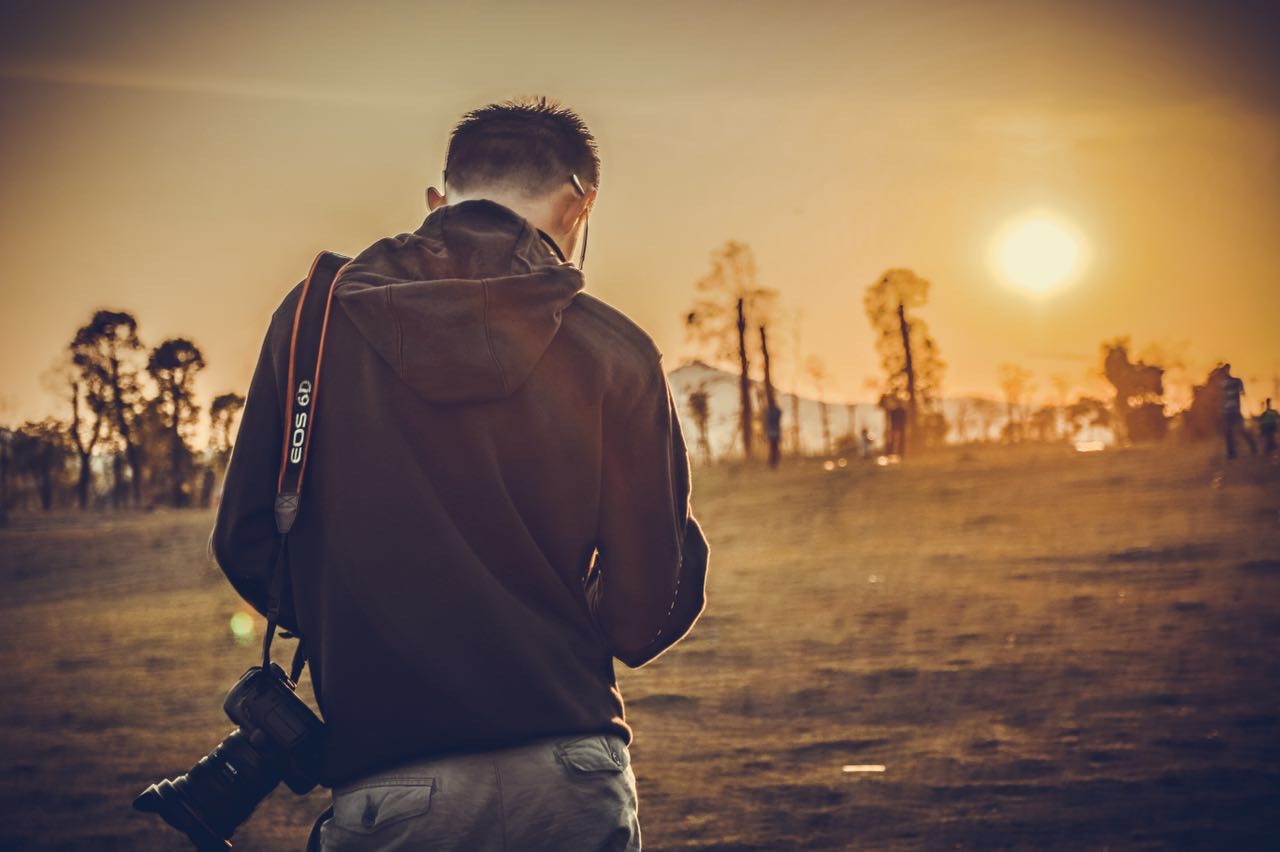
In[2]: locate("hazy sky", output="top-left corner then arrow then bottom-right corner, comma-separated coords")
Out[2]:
2,0 -> 1278,426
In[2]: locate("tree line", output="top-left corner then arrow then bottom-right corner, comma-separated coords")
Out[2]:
0,309 -> 244,521
3,262 -> 1256,516
680,240 -> 1249,467
683,243 -> 947,467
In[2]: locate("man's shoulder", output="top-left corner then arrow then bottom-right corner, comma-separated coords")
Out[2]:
271,281 -> 305,325
563,291 -> 663,375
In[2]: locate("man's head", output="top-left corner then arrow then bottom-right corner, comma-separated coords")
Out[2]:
427,97 -> 599,266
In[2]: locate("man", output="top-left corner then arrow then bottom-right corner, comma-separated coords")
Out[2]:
211,97 -> 709,850
1259,397 -> 1278,456
1220,363 -> 1256,459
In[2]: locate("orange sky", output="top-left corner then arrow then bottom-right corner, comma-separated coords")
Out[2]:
2,0 -> 1278,427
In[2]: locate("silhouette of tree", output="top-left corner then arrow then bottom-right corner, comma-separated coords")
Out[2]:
971,397 -> 1004,442
1067,396 -> 1110,438
787,314 -> 804,455
46,358 -> 108,509
864,269 -> 944,455
806,356 -> 832,455
10,419 -> 71,511
1101,338 -> 1166,443
686,241 -> 777,459
759,324 -> 782,468
135,396 -> 172,506
843,403 -> 858,445
952,399 -> 973,442
998,363 -> 1034,442
147,338 -> 206,507
209,392 -> 245,466
72,310 -> 144,506
1029,405 -> 1061,442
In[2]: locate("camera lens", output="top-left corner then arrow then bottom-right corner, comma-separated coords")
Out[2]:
134,728 -> 283,849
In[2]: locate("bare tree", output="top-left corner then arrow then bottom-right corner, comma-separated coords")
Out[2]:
952,399 -> 972,443
806,356 -> 832,455
686,241 -> 777,460
147,338 -> 206,507
759,324 -> 783,468
864,269 -> 944,455
788,311 -> 803,454
997,363 -> 1034,442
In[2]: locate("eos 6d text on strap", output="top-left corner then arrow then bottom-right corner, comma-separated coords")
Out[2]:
266,250 -> 350,678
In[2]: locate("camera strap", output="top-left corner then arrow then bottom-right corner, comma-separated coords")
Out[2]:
264,250 -> 351,681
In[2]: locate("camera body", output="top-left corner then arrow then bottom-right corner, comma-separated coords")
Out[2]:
134,663 -> 325,850
223,662 -> 323,795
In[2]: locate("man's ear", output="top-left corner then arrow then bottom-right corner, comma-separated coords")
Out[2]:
558,187 -> 596,233
427,186 -> 447,211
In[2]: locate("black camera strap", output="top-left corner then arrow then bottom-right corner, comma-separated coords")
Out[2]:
264,250 -> 351,682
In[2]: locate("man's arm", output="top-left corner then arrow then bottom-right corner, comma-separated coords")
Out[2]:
208,318 -> 297,631
586,363 -> 709,668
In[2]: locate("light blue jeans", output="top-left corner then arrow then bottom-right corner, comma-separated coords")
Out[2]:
317,733 -> 640,851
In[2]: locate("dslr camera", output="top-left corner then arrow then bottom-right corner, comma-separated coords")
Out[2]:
133,662 -> 325,850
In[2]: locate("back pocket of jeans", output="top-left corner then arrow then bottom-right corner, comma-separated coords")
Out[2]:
330,778 -> 436,834
557,735 -> 628,775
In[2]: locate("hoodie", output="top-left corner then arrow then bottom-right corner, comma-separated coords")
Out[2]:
210,199 -> 709,787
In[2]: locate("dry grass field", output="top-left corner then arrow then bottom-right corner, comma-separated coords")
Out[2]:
1,443 -> 1278,850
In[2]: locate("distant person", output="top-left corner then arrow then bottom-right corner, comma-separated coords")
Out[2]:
765,403 -> 783,468
1260,398 -> 1278,456
1220,363 -> 1257,459
860,427 -> 873,459
212,98 -> 709,851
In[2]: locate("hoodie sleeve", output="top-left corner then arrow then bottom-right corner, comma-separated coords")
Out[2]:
208,312 -> 298,632
585,363 -> 710,668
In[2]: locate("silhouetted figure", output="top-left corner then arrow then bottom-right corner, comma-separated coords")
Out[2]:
1260,398 -> 1278,456
860,427 -> 873,459
212,98 -> 707,851
1221,364 -> 1256,459
765,404 -> 782,468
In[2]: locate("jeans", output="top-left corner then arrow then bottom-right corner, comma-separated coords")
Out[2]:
317,733 -> 640,851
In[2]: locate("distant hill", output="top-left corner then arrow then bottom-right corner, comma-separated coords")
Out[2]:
667,361 -> 880,458
665,361 -> 1084,457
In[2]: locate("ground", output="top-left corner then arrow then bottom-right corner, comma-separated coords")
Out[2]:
1,443 -> 1278,850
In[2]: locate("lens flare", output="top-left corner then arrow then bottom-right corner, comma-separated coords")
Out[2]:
229,611 -> 256,642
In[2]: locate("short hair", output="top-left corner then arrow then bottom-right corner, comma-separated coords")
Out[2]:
444,97 -> 600,197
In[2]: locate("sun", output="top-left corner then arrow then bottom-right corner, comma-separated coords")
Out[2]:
992,212 -> 1086,296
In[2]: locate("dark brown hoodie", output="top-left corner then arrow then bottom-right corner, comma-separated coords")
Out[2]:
210,199 -> 708,787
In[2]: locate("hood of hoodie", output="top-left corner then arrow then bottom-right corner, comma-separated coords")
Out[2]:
334,199 -> 586,403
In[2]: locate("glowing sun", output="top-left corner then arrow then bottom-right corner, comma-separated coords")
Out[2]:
992,212 -> 1086,296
